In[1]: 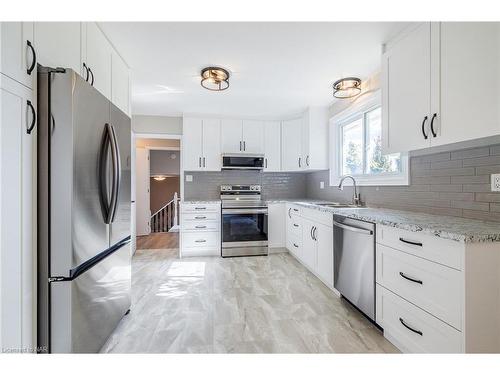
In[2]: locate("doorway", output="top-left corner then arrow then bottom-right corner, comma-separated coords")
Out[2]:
132,135 -> 182,253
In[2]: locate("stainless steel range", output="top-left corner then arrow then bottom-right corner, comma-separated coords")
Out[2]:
221,185 -> 268,257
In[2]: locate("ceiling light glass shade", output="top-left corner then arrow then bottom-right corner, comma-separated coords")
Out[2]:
153,175 -> 167,181
201,67 -> 230,91
333,77 -> 362,99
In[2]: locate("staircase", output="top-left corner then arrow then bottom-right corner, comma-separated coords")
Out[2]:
150,192 -> 180,233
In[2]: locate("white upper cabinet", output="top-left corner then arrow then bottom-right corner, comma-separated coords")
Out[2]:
221,119 -> 242,153
33,22 -> 81,74
263,121 -> 281,172
83,22 -> 112,99
241,120 -> 264,154
282,118 -> 303,171
436,22 -> 500,146
111,49 -> 130,116
1,22 -> 35,89
301,107 -> 329,170
182,117 -> 221,171
382,23 -> 433,153
202,118 -> 222,171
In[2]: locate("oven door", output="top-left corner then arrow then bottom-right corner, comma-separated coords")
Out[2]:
222,208 -> 268,252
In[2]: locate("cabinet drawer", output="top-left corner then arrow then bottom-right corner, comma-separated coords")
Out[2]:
181,203 -> 220,213
287,234 -> 302,256
182,232 -> 219,248
376,285 -> 463,353
182,221 -> 220,231
377,225 -> 464,270
301,207 -> 333,227
182,212 -> 220,222
288,217 -> 302,238
376,244 -> 462,330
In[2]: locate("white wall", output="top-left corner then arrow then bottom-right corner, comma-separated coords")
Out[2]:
150,150 -> 180,176
132,115 -> 182,135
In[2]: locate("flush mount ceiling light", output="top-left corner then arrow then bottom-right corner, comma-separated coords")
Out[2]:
201,67 -> 230,91
333,77 -> 362,99
153,175 -> 167,181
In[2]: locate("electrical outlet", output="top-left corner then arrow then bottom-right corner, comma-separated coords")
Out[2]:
320,181 -> 325,189
185,174 -> 193,182
492,174 -> 500,192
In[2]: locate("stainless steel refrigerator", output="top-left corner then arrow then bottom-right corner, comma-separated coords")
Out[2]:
37,66 -> 131,353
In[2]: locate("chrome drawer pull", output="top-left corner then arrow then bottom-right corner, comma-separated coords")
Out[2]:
195,216 -> 206,219
195,225 -> 207,229
399,238 -> 423,247
293,208 -> 299,212
195,207 -> 207,210
399,318 -> 423,336
195,239 -> 207,243
399,272 -> 423,285
293,224 -> 299,227
293,243 -> 299,248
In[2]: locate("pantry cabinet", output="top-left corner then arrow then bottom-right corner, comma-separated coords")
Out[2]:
220,119 -> 264,154
182,117 -> 221,171
33,22 -> 81,74
383,22 -> 500,153
111,48 -> 130,116
1,22 -> 35,89
263,121 -> 281,172
1,74 -> 36,351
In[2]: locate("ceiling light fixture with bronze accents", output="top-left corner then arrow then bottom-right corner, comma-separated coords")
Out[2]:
200,67 -> 230,91
332,77 -> 362,99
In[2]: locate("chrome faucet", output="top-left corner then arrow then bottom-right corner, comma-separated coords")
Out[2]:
338,175 -> 361,206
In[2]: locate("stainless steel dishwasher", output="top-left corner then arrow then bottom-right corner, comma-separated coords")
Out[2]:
333,214 -> 376,321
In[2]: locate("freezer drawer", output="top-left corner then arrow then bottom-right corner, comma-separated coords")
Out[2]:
50,241 -> 131,353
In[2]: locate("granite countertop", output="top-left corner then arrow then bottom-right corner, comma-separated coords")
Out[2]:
182,198 -> 500,243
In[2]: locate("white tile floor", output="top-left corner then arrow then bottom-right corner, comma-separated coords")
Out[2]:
100,248 -> 398,353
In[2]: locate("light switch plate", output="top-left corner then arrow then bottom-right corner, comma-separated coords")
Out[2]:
185,174 -> 193,182
492,174 -> 500,191
320,181 -> 325,189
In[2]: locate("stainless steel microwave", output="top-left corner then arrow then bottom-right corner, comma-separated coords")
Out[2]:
221,154 -> 264,170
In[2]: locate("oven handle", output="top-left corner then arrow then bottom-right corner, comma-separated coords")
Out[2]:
222,208 -> 268,214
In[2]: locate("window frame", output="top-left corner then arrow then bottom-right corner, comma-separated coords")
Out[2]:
329,90 -> 409,187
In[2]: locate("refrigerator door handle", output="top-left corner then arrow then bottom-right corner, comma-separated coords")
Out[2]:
108,125 -> 121,223
98,123 -> 113,224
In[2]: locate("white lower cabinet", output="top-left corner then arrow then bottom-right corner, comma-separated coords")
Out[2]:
285,204 -> 335,291
267,203 -> 286,249
376,224 -> 500,353
180,202 -> 221,257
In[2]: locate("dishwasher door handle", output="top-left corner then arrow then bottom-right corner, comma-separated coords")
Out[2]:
333,221 -> 373,235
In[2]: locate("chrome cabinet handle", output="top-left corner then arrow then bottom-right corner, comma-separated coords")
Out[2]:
195,225 -> 207,229
399,238 -> 422,247
199,157 -> 202,168
243,141 -> 246,151
310,226 -> 314,240
421,116 -> 429,140
26,40 -> 36,75
294,223 -> 299,228
195,239 -> 207,243
288,208 -> 292,218
313,226 -> 317,241
195,207 -> 206,210
194,216 -> 206,219
89,67 -> 94,86
265,158 -> 268,169
293,243 -> 299,248
26,100 -> 36,134
306,155 -> 310,166
293,208 -> 299,212
399,272 -> 423,285
399,318 -> 423,336
203,157 -> 206,167
239,141 -> 242,151
83,62 -> 89,81
430,113 -> 438,137
298,157 -> 301,168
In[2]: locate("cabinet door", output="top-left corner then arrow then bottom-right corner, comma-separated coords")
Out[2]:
301,114 -> 310,170
268,203 -> 285,248
111,49 -> 130,116
242,120 -> 264,154
263,121 -> 281,172
281,118 -> 302,171
85,22 -> 112,99
382,23 -> 432,153
202,118 -> 222,171
1,75 -> 35,350
435,22 -> 500,146
33,22 -> 81,74
1,22 -> 34,89
316,223 -> 334,288
182,117 -> 203,171
301,218 -> 317,270
220,119 -> 242,153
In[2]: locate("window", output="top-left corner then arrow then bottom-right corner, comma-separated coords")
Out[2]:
330,93 -> 408,186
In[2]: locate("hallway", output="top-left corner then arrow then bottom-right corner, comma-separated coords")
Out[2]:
136,232 -> 179,250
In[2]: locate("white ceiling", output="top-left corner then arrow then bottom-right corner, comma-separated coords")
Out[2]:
99,22 -> 412,118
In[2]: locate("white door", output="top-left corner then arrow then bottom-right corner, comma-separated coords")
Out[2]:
316,223 -> 334,289
202,118 -> 222,171
301,218 -> 317,271
1,75 -> 35,350
85,22 -> 112,99
436,22 -> 500,146
182,117 -> 203,171
242,120 -> 264,154
135,148 -> 150,236
281,118 -> 302,171
220,119 -> 242,153
1,22 -> 35,89
33,22 -> 81,74
263,121 -> 281,172
382,23 -> 432,153
111,49 -> 130,116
